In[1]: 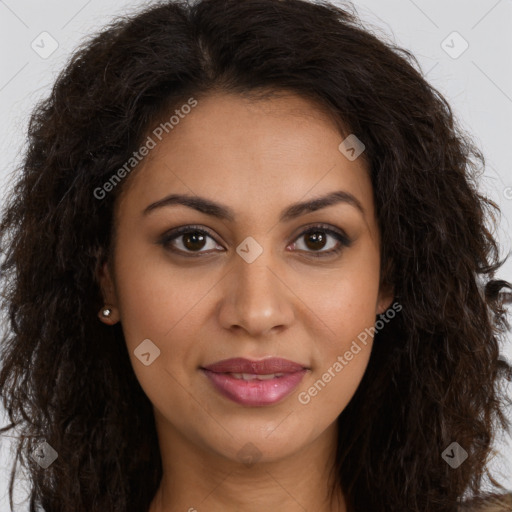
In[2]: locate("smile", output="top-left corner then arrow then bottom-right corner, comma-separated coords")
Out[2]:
201,369 -> 307,406
201,357 -> 308,406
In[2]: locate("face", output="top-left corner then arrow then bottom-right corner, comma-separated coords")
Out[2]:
98,91 -> 393,465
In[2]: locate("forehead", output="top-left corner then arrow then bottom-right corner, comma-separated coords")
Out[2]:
117,92 -> 374,223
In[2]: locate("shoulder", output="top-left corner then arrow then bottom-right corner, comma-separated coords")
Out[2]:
459,492 -> 512,511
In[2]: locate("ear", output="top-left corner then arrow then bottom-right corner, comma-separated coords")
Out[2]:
376,256 -> 395,316
376,282 -> 395,316
96,260 -> 120,325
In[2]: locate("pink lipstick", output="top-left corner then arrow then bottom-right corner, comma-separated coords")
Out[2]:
201,357 -> 307,406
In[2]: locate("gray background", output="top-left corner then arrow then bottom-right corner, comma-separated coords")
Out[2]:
1,0 -> 511,508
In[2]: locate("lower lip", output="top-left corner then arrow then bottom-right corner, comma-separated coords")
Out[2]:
201,369 -> 307,406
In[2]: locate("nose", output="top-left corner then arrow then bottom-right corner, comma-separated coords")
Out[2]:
217,249 -> 295,338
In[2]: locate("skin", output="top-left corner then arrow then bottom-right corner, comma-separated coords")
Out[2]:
98,91 -> 394,512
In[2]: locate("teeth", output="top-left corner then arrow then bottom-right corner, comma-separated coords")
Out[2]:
229,372 -> 285,381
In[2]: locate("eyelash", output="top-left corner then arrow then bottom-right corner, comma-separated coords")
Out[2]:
158,223 -> 352,259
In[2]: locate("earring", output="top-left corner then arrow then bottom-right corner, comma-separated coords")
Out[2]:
101,306 -> 112,318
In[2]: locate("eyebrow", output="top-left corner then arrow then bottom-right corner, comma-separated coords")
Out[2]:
143,190 -> 365,222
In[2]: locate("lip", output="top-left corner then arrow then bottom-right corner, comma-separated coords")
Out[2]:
201,357 -> 308,406
202,357 -> 307,374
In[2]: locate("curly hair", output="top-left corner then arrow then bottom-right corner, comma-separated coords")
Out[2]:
1,0 -> 511,510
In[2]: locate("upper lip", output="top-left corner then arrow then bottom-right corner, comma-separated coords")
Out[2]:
202,357 -> 307,374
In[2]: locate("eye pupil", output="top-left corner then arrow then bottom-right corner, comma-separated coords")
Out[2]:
183,232 -> 206,251
305,231 -> 326,251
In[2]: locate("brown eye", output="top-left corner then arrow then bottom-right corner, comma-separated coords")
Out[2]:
291,224 -> 352,257
303,230 -> 328,251
159,226 -> 222,256
181,232 -> 207,251
159,223 -> 352,258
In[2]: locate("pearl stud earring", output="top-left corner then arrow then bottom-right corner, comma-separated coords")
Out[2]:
101,307 -> 112,318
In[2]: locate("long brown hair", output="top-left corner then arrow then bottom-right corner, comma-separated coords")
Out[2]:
1,1 -> 511,510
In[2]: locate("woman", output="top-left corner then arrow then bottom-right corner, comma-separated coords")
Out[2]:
0,0 -> 511,510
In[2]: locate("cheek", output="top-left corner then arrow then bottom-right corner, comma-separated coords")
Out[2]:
112,255 -> 213,412
321,275 -> 379,332
297,281 -> 377,419
296,242 -> 381,350
295,248 -> 380,413
113,246 -> 217,349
